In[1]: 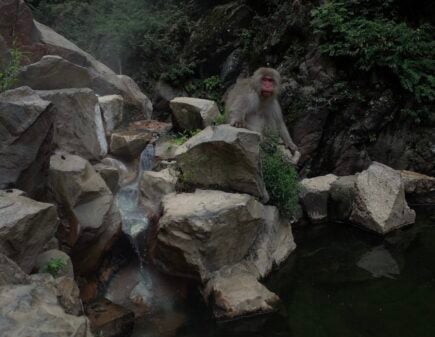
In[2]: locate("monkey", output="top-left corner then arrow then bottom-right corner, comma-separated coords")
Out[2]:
225,67 -> 301,164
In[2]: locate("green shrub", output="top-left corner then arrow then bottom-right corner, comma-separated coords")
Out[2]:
261,137 -> 299,217
0,47 -> 23,93
171,129 -> 201,146
312,0 -> 435,103
42,258 -> 66,277
214,113 -> 226,125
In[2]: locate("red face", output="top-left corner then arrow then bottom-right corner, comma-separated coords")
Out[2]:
261,76 -> 275,97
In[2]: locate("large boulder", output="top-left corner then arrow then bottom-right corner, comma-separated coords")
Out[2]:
99,95 -> 124,135
154,189 -> 296,318
34,249 -> 74,279
155,190 -> 263,281
152,80 -> 187,120
49,153 -> 121,275
37,88 -> 108,161
0,87 -> 54,197
299,174 -> 338,224
0,194 -> 58,273
175,125 -> 268,201
0,253 -> 29,286
350,162 -> 416,234
170,97 -> 219,131
0,0 -> 152,118
15,55 -> 92,90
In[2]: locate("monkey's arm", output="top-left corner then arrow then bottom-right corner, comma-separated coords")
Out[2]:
226,95 -> 251,128
275,106 -> 298,152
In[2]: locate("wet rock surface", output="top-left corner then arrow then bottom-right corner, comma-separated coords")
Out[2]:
110,130 -> 153,160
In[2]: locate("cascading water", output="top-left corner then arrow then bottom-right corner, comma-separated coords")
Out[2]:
108,144 -> 156,305
116,144 -> 155,260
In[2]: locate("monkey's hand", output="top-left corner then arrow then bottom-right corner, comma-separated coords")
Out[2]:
230,120 -> 245,128
290,150 -> 301,165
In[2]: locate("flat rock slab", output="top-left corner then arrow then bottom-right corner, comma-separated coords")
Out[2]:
110,130 -> 153,160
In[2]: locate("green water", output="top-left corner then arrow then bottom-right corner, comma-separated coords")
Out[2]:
134,207 -> 435,337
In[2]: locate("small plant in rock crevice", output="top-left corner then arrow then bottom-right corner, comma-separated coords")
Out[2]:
0,47 -> 23,93
260,135 -> 299,217
42,258 -> 66,277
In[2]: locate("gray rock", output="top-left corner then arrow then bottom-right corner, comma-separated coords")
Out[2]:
15,55 -> 92,90
152,80 -> 187,120
0,189 -> 26,197
37,88 -> 108,160
139,168 -> 178,216
35,249 -> 74,278
0,282 -> 93,337
49,153 -> 121,275
0,194 -> 58,273
204,265 -> 280,320
329,175 -> 357,222
155,190 -> 263,281
0,87 -> 54,197
94,163 -> 120,193
34,22 -> 152,119
110,130 -> 153,160
170,97 -> 219,131
350,162 -> 416,234
0,253 -> 30,286
400,170 -> 435,205
99,95 -> 124,135
299,174 -> 338,224
175,125 -> 268,201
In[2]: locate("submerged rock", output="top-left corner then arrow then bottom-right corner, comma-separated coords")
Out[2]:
299,174 -> 338,224
357,246 -> 400,279
0,87 -> 54,197
170,97 -> 219,131
176,125 -> 269,201
350,162 -> 415,234
0,194 -> 58,273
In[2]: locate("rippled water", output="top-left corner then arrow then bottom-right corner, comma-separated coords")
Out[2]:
126,206 -> 435,337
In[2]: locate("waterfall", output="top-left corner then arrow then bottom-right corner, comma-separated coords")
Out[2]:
115,144 -> 155,263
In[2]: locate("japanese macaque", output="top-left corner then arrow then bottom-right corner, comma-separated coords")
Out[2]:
225,67 -> 300,164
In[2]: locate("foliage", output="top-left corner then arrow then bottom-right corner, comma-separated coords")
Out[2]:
42,258 -> 66,277
171,129 -> 201,146
29,0 -> 192,91
0,47 -> 23,93
186,75 -> 225,111
213,113 -> 226,125
261,136 -> 299,217
311,0 -> 435,104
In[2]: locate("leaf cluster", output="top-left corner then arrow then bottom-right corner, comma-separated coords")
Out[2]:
0,47 -> 23,93
311,0 -> 435,104
261,136 -> 299,217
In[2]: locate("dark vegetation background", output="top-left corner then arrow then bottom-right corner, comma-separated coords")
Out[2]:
26,0 -> 435,177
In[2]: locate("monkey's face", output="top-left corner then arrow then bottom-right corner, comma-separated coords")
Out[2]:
260,76 -> 275,98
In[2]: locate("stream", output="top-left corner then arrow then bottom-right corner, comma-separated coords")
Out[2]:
106,147 -> 435,337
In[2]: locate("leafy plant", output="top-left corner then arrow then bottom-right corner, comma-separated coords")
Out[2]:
0,47 -> 23,92
311,0 -> 435,104
214,113 -> 226,125
171,129 -> 201,146
261,136 -> 299,217
42,258 -> 66,277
